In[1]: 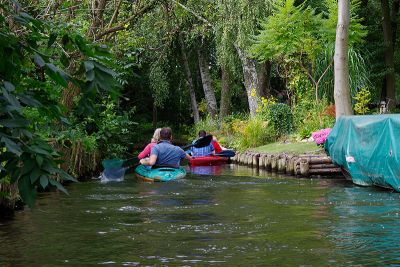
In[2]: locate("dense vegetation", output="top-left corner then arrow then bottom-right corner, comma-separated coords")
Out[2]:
0,0 -> 399,210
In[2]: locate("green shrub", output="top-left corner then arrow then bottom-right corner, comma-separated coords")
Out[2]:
353,87 -> 371,114
267,103 -> 294,137
236,117 -> 275,150
293,99 -> 335,139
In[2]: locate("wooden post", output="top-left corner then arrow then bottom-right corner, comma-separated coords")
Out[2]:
265,154 -> 272,171
286,157 -> 295,175
247,154 -> 253,166
240,153 -> 246,164
309,163 -> 338,169
241,153 -> 246,165
252,154 -> 259,168
277,156 -> 286,173
300,158 -> 310,177
259,154 -> 265,169
271,155 -> 277,172
295,158 -> 301,176
309,157 -> 333,164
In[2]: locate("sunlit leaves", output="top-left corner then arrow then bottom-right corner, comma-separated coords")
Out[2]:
251,0 -> 322,62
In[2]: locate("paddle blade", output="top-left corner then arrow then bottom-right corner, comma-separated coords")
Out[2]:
193,135 -> 213,148
100,167 -> 127,183
215,149 -> 236,157
181,135 -> 213,150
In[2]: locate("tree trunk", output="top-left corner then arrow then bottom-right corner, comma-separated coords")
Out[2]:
381,0 -> 396,110
197,49 -> 218,117
334,0 -> 353,118
257,61 -> 271,98
89,0 -> 108,39
180,39 -> 200,123
220,67 -> 230,118
236,47 -> 259,117
391,0 -> 400,45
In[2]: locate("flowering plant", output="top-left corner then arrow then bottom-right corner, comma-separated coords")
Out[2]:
312,128 -> 331,146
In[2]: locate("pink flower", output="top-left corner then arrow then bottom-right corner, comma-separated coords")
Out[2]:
311,128 -> 331,145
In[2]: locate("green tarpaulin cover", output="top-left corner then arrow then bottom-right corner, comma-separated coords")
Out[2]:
325,114 -> 400,191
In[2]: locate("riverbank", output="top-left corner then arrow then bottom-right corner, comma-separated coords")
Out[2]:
233,141 -> 344,178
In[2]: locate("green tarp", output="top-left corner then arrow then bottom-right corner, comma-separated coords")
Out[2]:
325,114 -> 400,191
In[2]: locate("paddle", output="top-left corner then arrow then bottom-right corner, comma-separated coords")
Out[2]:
214,149 -> 236,158
100,135 -> 213,179
181,134 -> 213,150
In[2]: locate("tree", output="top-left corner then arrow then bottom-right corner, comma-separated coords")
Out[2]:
251,1 -> 324,101
380,0 -> 399,110
198,47 -> 218,116
216,0 -> 273,117
334,0 -> 353,117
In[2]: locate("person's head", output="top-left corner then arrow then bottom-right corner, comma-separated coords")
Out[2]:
160,127 -> 172,141
151,128 -> 161,143
198,130 -> 207,138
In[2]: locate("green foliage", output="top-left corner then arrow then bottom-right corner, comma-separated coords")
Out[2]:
0,2 -> 120,207
321,0 -> 368,47
292,99 -> 335,139
315,0 -> 370,101
235,117 -> 276,149
93,100 -> 137,158
251,0 -> 370,103
149,60 -> 169,108
267,103 -> 294,137
193,114 -> 275,151
251,0 -> 322,62
215,0 -> 273,77
353,88 -> 371,115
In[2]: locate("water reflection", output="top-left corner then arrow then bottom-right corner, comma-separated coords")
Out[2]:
1,165 -> 400,266
190,165 -> 222,176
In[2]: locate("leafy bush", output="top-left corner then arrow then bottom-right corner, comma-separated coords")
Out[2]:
267,103 -> 294,137
353,87 -> 371,114
293,99 -> 335,139
0,3 -> 120,207
234,117 -> 276,150
193,114 -> 275,151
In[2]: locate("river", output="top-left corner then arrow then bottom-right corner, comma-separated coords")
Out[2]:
0,164 -> 399,266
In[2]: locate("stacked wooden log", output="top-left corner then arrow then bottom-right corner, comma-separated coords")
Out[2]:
231,152 -> 343,178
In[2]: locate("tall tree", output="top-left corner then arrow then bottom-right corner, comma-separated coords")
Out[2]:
198,48 -> 218,116
380,0 -> 399,110
180,36 -> 200,123
216,0 -> 273,117
219,67 -> 231,118
334,0 -> 353,117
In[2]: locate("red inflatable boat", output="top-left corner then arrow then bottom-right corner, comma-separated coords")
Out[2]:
189,155 -> 230,166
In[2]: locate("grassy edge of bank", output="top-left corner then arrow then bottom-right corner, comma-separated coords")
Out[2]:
249,141 -> 325,155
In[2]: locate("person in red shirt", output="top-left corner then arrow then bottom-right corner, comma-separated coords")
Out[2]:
211,136 -> 223,153
138,128 -> 161,159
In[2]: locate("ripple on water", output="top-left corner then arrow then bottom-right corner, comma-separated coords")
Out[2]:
86,194 -> 137,200
117,206 -> 157,212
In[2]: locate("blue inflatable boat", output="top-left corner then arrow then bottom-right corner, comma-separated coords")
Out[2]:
134,165 -> 187,182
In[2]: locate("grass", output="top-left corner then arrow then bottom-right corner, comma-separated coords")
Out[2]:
250,141 -> 325,155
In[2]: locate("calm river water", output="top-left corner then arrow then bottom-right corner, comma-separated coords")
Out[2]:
1,164 -> 400,266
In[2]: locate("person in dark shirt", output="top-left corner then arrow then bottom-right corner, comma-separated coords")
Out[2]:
191,130 -> 215,157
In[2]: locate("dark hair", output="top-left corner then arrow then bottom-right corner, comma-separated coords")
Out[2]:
160,127 -> 172,140
198,130 -> 207,138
